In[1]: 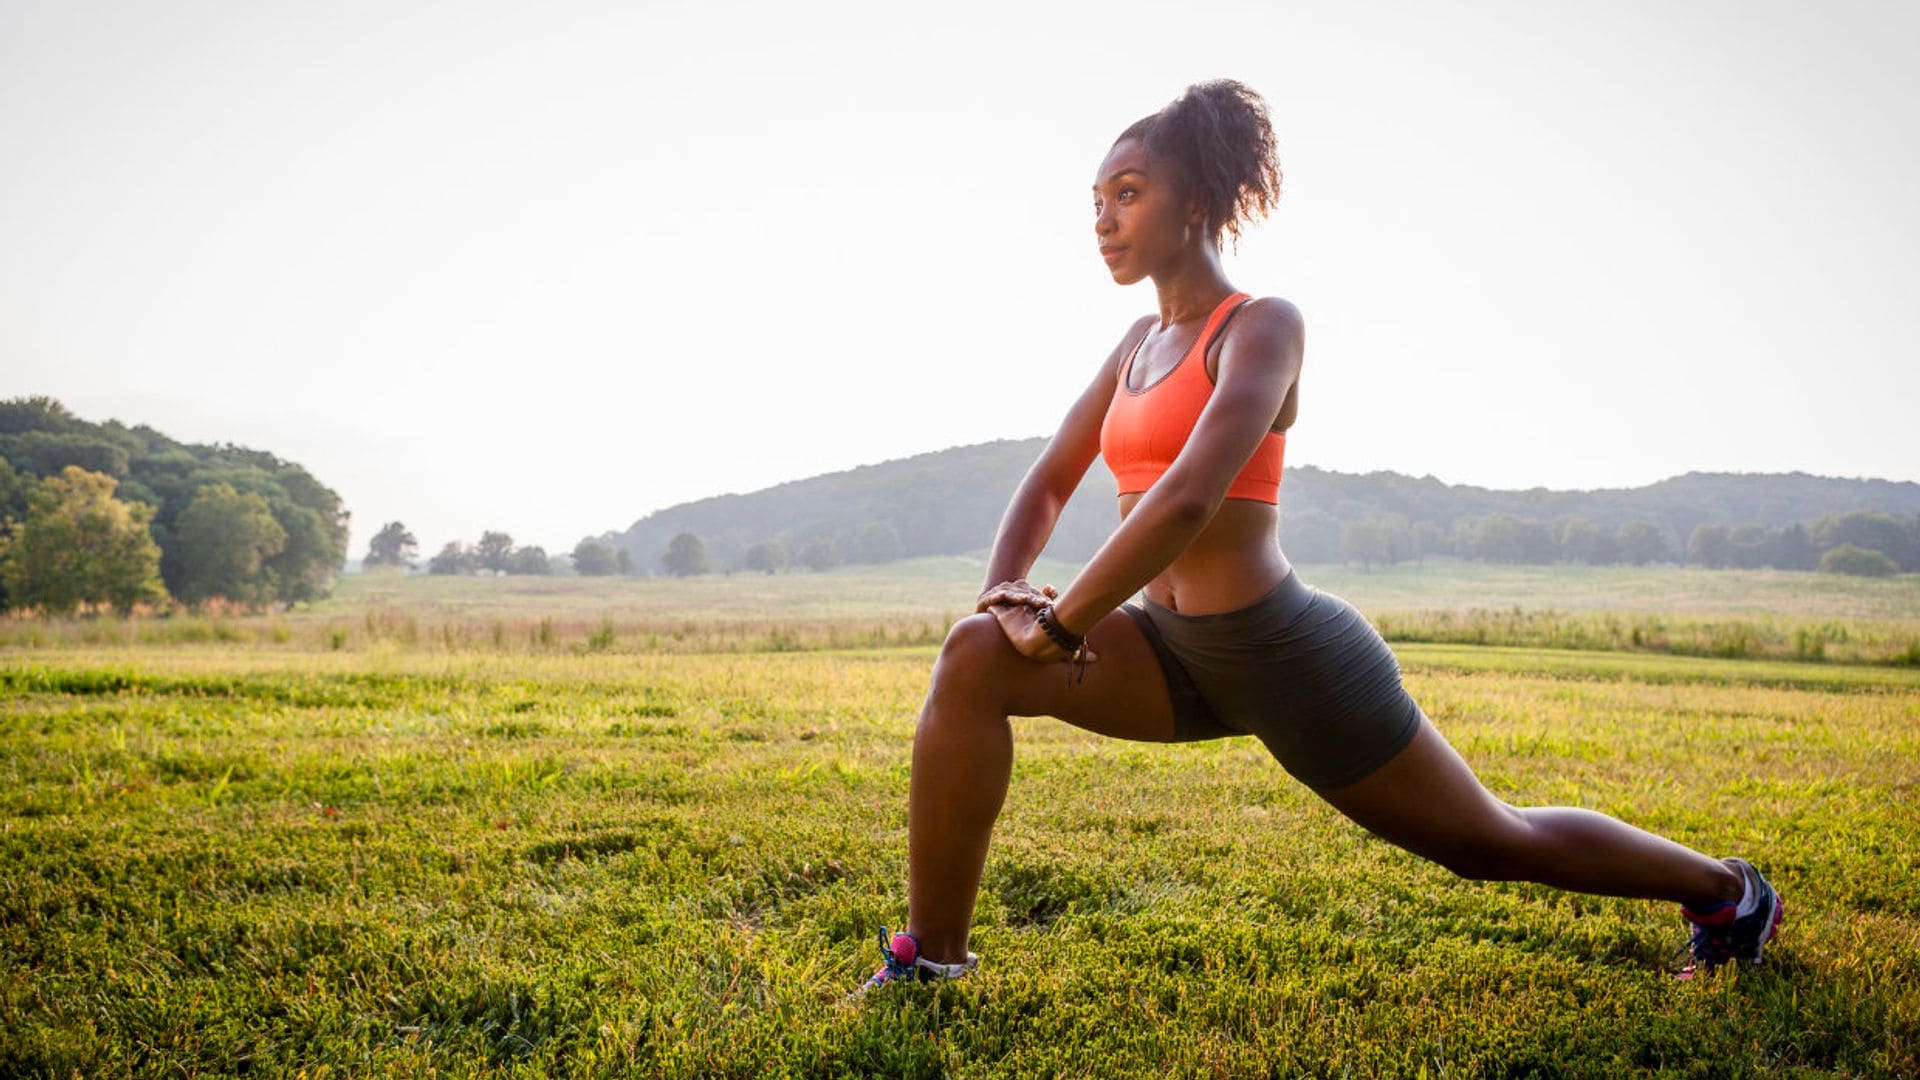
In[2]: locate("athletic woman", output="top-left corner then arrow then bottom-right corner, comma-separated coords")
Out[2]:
856,79 -> 1782,995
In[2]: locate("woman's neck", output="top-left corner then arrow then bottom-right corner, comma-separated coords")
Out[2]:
1150,243 -> 1235,328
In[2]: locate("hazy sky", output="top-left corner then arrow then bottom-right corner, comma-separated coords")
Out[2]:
4,0 -> 1916,558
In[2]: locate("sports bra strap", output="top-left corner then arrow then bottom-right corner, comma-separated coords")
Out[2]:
1193,292 -> 1253,360
1123,291 -> 1251,389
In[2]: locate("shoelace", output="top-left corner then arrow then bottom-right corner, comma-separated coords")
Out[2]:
864,926 -> 919,989
1672,921 -> 1736,975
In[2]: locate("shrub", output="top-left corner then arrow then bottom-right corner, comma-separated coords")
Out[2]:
1818,544 -> 1899,577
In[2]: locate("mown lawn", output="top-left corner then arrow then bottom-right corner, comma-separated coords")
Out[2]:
2,642 -> 1916,1077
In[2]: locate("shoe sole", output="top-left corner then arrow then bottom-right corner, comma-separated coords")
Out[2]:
1751,894 -> 1784,961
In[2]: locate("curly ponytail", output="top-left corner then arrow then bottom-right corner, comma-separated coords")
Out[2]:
1116,79 -> 1282,251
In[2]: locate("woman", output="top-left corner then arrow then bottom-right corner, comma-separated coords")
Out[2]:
857,79 -> 1782,995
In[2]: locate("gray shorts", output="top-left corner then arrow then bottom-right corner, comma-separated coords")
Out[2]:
1119,570 -> 1423,790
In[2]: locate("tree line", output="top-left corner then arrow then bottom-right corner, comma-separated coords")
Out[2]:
1287,508 -> 1919,576
0,398 -> 348,615
361,523 -> 641,577
646,527 -> 881,577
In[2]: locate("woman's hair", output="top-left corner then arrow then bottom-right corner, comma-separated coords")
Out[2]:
1116,79 -> 1281,251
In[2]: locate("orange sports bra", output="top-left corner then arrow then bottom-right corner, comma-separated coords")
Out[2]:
1098,291 -> 1286,504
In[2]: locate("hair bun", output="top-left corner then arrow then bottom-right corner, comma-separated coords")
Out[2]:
1118,79 -> 1281,250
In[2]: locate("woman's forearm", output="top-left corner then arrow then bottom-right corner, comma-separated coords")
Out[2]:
982,474 -> 1067,590
1050,489 -> 1212,635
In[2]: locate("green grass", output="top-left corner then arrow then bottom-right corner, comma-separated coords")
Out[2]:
3,637 -> 1917,1076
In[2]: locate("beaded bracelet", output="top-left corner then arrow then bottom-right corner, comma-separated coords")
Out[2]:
1035,604 -> 1092,687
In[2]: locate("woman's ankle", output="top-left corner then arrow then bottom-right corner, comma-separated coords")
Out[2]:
1683,857 -> 1746,911
907,927 -> 971,965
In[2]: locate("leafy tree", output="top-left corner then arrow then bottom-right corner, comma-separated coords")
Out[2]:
572,539 -> 619,576
1280,507 -> 1342,563
0,456 -> 26,521
0,430 -> 131,479
1812,511 -> 1919,570
744,538 -> 788,574
850,521 -> 903,564
663,532 -> 711,577
1687,524 -> 1732,568
1560,518 -> 1619,565
0,466 -> 166,614
615,547 -> 634,575
1411,521 -> 1449,564
1448,518 -> 1479,559
428,541 -> 475,575
0,456 -> 26,612
1616,521 -> 1671,565
507,545 -> 551,575
1727,524 -> 1776,569
173,482 -> 288,607
796,536 -> 837,572
0,396 -> 82,436
1471,515 -> 1558,564
475,531 -> 515,574
1341,516 -> 1410,571
364,521 -> 418,568
263,498 -> 337,603
1775,523 -> 1818,571
1818,544 -> 1899,577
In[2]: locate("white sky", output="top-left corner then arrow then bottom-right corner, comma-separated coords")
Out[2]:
4,0 -> 1917,558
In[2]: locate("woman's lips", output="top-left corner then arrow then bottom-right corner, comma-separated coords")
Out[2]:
1101,246 -> 1127,263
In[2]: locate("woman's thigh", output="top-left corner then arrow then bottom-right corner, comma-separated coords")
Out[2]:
933,608 -> 1182,744
1310,711 -> 1526,867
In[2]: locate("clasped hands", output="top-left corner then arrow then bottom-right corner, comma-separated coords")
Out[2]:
973,578 -> 1101,666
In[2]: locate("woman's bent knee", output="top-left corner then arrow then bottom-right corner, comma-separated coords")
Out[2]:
940,613 -> 1012,664
930,614 -> 1018,700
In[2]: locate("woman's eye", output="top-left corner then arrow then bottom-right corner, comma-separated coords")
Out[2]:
1118,188 -> 1136,201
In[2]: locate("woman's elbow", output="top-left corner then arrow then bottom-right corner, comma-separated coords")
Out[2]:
1160,492 -> 1215,527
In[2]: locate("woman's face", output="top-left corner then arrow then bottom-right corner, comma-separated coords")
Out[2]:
1092,137 -> 1202,285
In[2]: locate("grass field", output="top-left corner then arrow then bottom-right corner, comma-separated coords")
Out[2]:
322,558 -> 1920,623
3,567 -> 1919,1075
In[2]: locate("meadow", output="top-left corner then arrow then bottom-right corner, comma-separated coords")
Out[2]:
5,558 -> 1918,665
3,563 -> 1918,1076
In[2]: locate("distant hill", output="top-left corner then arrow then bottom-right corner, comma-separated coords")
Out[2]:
597,437 -> 1920,573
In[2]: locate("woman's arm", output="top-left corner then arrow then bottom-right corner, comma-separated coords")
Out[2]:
978,315 -> 1155,594
1047,298 -> 1305,637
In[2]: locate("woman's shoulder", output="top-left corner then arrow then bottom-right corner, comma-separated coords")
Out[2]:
1237,294 -> 1304,330
1218,295 -> 1305,356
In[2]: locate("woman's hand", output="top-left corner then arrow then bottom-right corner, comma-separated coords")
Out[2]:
985,601 -> 1101,666
975,578 -> 1057,614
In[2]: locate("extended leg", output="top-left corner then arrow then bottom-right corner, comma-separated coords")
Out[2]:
1315,712 -> 1744,909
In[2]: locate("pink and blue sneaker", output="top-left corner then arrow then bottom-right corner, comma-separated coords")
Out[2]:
1674,857 -> 1785,979
849,927 -> 978,999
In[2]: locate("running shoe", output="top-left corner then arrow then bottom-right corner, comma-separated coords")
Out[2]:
1674,857 -> 1785,979
849,927 -> 978,999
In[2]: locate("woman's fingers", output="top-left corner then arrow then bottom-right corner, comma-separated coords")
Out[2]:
978,584 -> 1054,613
977,579 -> 1032,612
